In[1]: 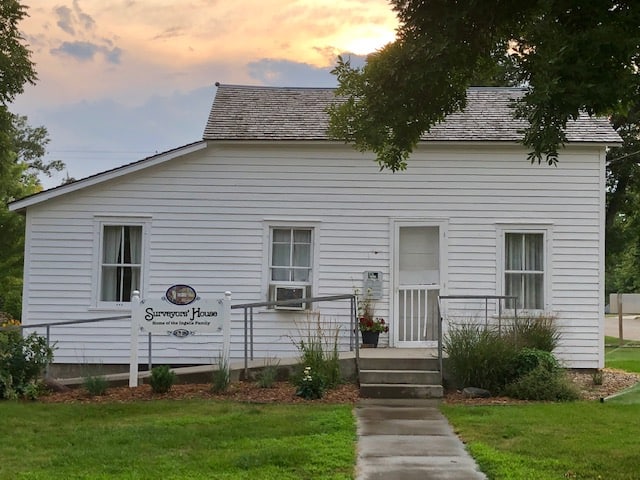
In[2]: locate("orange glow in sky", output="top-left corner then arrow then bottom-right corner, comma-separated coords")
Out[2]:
14,1 -> 399,187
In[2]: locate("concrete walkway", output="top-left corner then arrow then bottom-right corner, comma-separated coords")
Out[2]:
355,399 -> 486,480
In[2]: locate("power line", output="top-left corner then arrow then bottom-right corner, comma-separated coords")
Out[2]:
48,149 -> 156,155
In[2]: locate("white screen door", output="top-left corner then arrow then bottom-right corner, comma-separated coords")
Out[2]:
394,224 -> 442,347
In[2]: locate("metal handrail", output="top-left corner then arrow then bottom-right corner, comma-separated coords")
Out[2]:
1,315 -> 132,379
2,315 -> 131,350
438,295 -> 518,327
231,294 -> 358,378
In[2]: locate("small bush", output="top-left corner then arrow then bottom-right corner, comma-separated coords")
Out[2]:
592,369 -> 604,386
212,354 -> 230,393
505,365 -> 580,401
443,322 -> 519,393
83,375 -> 109,396
512,348 -> 559,379
257,359 -> 280,388
149,365 -> 175,394
0,327 -> 54,400
509,315 -> 560,352
290,312 -> 342,391
295,366 -> 325,400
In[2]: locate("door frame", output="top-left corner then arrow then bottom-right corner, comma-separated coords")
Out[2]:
389,218 -> 448,347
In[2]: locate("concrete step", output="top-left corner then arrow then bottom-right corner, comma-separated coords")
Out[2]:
359,369 -> 441,385
360,383 -> 444,399
358,357 -> 439,372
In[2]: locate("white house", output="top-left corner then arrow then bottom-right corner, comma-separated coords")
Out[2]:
9,85 -> 621,372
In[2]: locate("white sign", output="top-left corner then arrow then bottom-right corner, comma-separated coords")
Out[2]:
129,288 -> 232,388
133,298 -> 222,335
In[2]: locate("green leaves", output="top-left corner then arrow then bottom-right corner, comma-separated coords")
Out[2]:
329,0 -> 640,170
0,0 -> 37,105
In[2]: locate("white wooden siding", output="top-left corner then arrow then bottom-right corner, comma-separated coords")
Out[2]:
21,143 -> 605,368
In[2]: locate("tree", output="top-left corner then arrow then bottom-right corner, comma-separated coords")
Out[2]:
0,2 -> 63,318
0,114 -> 62,320
0,0 -> 36,105
329,1 -> 640,171
605,105 -> 640,295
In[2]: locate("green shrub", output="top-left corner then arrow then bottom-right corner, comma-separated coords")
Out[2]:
83,375 -> 109,396
290,312 -> 342,393
295,366 -> 325,400
512,348 -> 559,378
508,315 -> 560,352
592,369 -> 604,386
505,365 -> 580,401
211,354 -> 230,393
149,365 -> 175,394
443,322 -> 519,393
0,328 -> 54,400
257,359 -> 280,388
444,316 -> 567,399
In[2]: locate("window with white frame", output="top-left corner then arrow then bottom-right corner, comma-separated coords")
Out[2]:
100,225 -> 143,303
504,232 -> 545,310
268,227 -> 313,307
270,228 -> 312,283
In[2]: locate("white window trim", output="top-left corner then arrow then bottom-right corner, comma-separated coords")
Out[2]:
496,223 -> 552,313
262,220 -> 320,308
91,216 -> 151,311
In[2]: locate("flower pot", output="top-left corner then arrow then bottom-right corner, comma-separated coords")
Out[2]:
361,331 -> 380,348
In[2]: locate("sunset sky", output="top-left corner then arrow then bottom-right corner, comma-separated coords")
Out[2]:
12,0 -> 398,188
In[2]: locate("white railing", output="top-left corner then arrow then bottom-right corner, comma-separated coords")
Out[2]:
397,285 -> 440,343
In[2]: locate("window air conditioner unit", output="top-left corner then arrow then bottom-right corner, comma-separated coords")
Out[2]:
273,285 -> 307,311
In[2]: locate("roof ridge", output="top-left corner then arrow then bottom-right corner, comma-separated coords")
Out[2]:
214,83 -> 336,91
214,83 -> 528,92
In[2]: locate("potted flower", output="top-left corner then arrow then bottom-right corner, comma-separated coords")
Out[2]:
357,289 -> 388,348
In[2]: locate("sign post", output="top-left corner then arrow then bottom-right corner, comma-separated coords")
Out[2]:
129,286 -> 230,388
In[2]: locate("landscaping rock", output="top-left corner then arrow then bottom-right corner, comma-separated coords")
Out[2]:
43,378 -> 71,393
463,387 -> 492,398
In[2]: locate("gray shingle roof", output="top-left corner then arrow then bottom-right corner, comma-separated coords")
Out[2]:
204,84 -> 621,144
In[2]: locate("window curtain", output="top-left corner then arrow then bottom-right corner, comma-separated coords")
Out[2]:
271,228 -> 311,282
101,226 -> 122,301
505,233 -> 543,309
292,229 -> 311,282
101,225 -> 142,302
271,229 -> 291,281
128,226 -> 142,294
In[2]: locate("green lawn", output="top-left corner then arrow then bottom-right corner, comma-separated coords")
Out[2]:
0,400 -> 355,479
605,336 -> 640,373
441,338 -> 640,479
442,401 -> 640,480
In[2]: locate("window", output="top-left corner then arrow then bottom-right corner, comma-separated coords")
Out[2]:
265,225 -> 317,310
270,228 -> 312,284
504,232 -> 544,310
100,225 -> 142,303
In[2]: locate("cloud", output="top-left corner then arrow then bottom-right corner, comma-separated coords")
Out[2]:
153,26 -> 186,41
49,1 -> 118,64
51,41 -> 98,61
54,1 -> 96,35
247,59 -> 335,87
32,85 -> 215,188
74,0 -> 96,31
103,47 -> 123,64
50,41 -> 122,64
54,6 -> 75,35
247,54 -> 367,87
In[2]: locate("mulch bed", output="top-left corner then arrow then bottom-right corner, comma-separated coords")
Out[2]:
443,368 -> 639,405
39,381 -> 360,404
38,368 -> 638,405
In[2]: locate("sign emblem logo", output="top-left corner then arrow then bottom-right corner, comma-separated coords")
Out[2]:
165,285 -> 197,305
